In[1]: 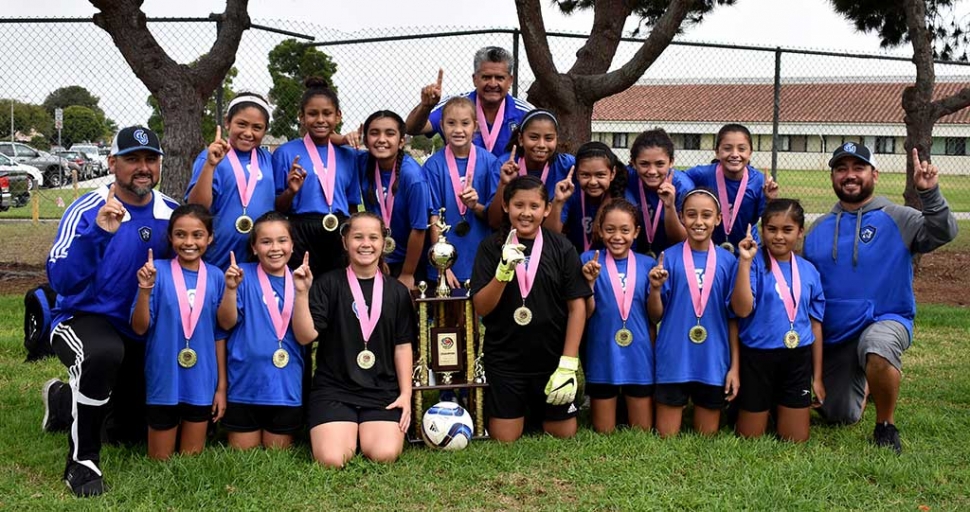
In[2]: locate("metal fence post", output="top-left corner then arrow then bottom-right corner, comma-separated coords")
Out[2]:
512,28 -> 520,97
771,47 -> 781,179
215,20 -> 224,124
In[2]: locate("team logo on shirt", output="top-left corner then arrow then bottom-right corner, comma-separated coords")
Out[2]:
860,225 -> 877,244
509,121 -> 519,133
187,289 -> 197,308
247,163 -> 264,181
262,291 -> 283,308
138,226 -> 152,242
582,216 -> 593,235
695,269 -> 705,290
352,301 -> 361,319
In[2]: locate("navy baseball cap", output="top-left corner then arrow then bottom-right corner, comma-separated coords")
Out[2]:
828,142 -> 876,169
110,126 -> 164,156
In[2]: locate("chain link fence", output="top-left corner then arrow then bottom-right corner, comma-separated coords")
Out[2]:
1,18 -> 967,245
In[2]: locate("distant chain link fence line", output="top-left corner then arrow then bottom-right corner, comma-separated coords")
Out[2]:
1,17 -> 969,230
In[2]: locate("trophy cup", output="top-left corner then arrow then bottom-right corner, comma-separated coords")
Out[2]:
428,208 -> 457,299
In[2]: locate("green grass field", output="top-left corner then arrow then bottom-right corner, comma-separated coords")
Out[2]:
0,188 -> 94,220
1,296 -> 968,510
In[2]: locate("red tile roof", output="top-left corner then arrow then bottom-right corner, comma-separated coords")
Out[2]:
592,81 -> 970,125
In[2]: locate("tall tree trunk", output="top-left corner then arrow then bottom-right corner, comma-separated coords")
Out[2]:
157,89 -> 206,198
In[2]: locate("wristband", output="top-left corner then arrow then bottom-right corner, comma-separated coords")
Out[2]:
495,261 -> 515,282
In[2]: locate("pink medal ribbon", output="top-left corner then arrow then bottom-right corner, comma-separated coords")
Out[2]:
226,148 -> 260,211
445,145 -> 476,216
579,192 -> 592,252
475,95 -> 506,153
346,267 -> 384,343
256,265 -> 294,342
606,252 -> 637,324
302,134 -> 337,212
512,229 -> 544,302
638,180 -> 664,244
681,241 -> 717,320
374,162 -> 397,226
715,163 -> 749,236
768,252 -> 801,327
517,157 -> 550,184
170,259 -> 208,342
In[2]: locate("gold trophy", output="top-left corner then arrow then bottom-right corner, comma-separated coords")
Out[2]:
428,208 -> 458,298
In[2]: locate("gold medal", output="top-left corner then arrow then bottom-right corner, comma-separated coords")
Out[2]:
357,349 -> 376,369
720,242 -> 735,254
235,214 -> 254,234
383,235 -> 396,255
322,213 -> 339,232
784,329 -> 800,349
178,347 -> 198,368
688,324 -> 708,344
615,327 -> 633,347
513,305 -> 533,326
273,348 -> 290,368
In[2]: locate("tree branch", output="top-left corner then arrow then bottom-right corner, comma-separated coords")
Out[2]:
575,0 -> 694,102
933,86 -> 970,118
566,0 -> 633,76
515,0 -> 567,103
193,0 -> 251,95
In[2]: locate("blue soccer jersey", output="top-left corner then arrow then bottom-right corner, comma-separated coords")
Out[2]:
581,250 -> 656,386
186,147 -> 276,270
560,187 -> 638,254
428,91 -> 533,157
424,147 -> 500,282
734,253 -> 825,350
358,153 -> 432,265
226,262 -> 304,406
627,167 -> 695,255
272,138 -> 361,216
48,185 -> 178,340
685,163 -> 767,251
136,260 -> 225,407
655,242 -> 737,386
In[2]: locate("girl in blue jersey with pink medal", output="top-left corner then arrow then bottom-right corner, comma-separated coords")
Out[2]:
685,124 -> 779,255
358,110 -> 430,290
425,96 -> 500,288
627,128 -> 692,258
546,142 -> 631,254
218,212 -> 316,450
487,110 -> 575,229
131,204 -> 226,460
648,188 -> 739,438
273,77 -> 360,277
731,199 -> 825,442
579,199 -> 656,433
186,93 -> 274,270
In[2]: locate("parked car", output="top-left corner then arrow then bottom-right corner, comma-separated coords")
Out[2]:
0,153 -> 41,207
0,175 -> 10,212
0,142 -> 70,188
71,144 -> 108,176
55,150 -> 98,181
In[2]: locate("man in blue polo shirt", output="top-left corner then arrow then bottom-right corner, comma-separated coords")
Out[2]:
405,46 -> 533,157
803,142 -> 957,454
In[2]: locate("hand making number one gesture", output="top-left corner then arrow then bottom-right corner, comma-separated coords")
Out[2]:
737,224 -> 758,262
912,148 -> 940,191
137,248 -> 156,289
582,250 -> 601,287
96,184 -> 126,234
499,146 -> 518,186
554,166 -> 576,204
649,252 -> 668,288
420,68 -> 444,108
225,250 -> 244,291
206,125 -> 230,167
293,252 -> 313,293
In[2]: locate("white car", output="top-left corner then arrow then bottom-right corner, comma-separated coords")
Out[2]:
0,152 -> 43,187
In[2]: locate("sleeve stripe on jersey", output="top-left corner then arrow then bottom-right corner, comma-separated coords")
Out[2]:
48,192 -> 103,262
513,98 -> 535,112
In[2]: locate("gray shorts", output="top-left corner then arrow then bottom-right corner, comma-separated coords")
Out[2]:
817,320 -> 911,424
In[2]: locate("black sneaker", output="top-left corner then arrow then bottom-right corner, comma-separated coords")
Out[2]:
873,421 -> 902,454
41,379 -> 68,432
64,462 -> 104,497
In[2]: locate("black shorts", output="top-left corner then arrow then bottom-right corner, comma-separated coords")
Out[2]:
585,383 -> 654,400
654,382 -> 725,410
484,371 -> 578,424
307,395 -> 401,429
146,403 -> 211,430
738,345 -> 813,412
221,402 -> 304,435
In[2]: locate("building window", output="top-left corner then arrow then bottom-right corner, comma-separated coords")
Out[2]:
776,135 -> 791,152
683,134 -> 701,150
612,133 -> 628,149
944,137 -> 966,156
875,137 -> 895,154
789,135 -> 808,152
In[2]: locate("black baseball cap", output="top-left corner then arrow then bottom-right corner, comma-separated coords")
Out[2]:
110,126 -> 164,156
828,141 -> 876,169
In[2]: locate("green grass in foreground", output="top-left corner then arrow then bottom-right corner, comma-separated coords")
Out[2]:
1,297 -> 969,510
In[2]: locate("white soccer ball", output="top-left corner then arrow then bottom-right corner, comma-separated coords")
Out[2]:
421,401 -> 474,450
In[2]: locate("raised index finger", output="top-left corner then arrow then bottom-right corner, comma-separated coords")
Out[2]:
504,228 -> 517,246
911,148 -> 922,171
303,251 -> 310,268
658,252 -> 665,267
508,146 -> 517,163
147,248 -> 153,264
215,125 -> 222,143
746,224 -> 752,237
229,250 -> 236,267
566,165 -> 574,182
436,68 -> 444,88
107,184 -> 116,202
593,250 -> 600,262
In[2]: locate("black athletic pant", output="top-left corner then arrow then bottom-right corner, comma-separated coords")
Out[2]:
49,315 -> 145,475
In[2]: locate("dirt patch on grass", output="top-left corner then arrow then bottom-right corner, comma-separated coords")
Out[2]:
0,262 -> 46,296
914,251 -> 968,307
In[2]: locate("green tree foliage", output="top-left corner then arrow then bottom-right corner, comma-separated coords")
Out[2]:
42,86 -> 116,143
409,134 -> 444,155
830,0 -> 969,60
0,99 -> 53,141
267,39 -> 338,140
60,106 -> 104,148
147,66 -> 238,142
